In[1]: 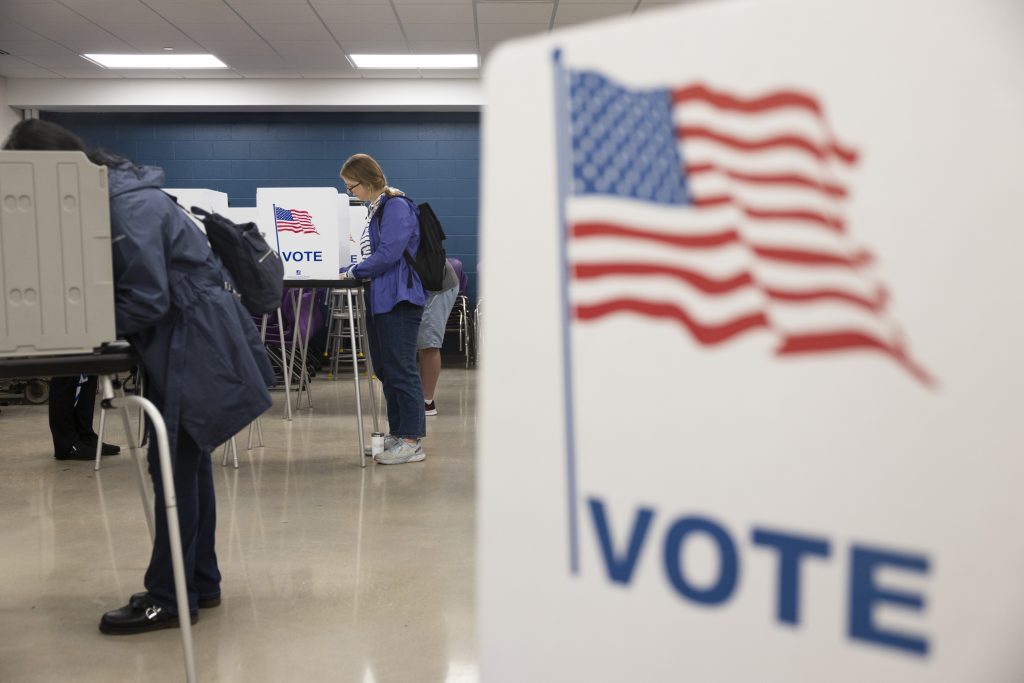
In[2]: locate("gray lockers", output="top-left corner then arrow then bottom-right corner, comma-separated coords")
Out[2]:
0,151 -> 116,357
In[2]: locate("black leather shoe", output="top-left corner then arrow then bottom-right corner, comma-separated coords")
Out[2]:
99,596 -> 197,635
130,591 -> 221,610
81,434 -> 121,455
55,441 -> 96,461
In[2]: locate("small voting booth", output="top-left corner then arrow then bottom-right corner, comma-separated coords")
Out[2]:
0,150 -> 199,682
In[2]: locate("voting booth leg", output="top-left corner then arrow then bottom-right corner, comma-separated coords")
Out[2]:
221,436 -> 239,469
101,379 -> 198,683
276,308 -> 293,421
94,405 -> 107,471
289,290 -> 304,411
346,289 -> 368,467
296,289 -> 316,411
356,293 -> 380,434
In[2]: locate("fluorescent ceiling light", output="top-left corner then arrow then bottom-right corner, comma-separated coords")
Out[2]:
350,54 -> 478,69
83,53 -> 227,69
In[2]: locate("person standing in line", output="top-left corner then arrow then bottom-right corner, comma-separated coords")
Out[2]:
48,374 -> 120,460
3,119 -> 274,634
417,259 -> 460,416
340,153 -> 428,465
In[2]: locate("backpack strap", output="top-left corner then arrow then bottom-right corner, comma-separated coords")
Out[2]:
375,194 -> 418,288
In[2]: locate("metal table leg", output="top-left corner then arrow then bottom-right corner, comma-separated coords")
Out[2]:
347,288 -> 367,467
276,307 -> 292,421
99,375 -> 196,683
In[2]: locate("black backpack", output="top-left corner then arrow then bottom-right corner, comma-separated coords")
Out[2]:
189,205 -> 284,315
379,196 -> 447,291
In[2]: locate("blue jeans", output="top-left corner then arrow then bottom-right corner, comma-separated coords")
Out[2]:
145,428 -> 220,616
365,300 -> 426,439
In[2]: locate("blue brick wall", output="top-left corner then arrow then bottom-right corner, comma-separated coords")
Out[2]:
44,111 -> 481,302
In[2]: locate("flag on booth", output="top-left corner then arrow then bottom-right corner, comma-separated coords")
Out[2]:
562,68 -> 930,384
274,205 -> 319,235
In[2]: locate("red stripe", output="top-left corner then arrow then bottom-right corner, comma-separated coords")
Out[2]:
574,262 -> 755,295
573,222 -> 740,249
672,84 -> 824,116
692,194 -> 844,233
765,287 -> 885,313
679,125 -> 858,165
752,245 -> 872,268
778,332 -> 934,386
575,299 -> 769,345
686,163 -> 848,199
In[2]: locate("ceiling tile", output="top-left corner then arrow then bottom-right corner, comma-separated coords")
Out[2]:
61,0 -> 166,23
0,1 -> 84,23
13,54 -> 91,68
552,3 -> 633,26
394,4 -> 474,23
392,0 -> 471,4
475,2 -> 553,23
218,55 -> 288,69
421,69 -> 479,78
323,22 -> 404,42
477,23 -> 548,42
18,22 -> 120,42
313,5 -> 397,23
102,23 -> 198,45
402,24 -> 476,42
0,39 -> 78,56
172,23 -> 265,43
198,41 -> 278,58
338,41 -> 410,54
51,67 -> 125,78
250,23 -> 334,42
0,67 -> 62,77
229,3 -> 320,23
0,22 -> 46,41
407,40 -> 478,53
144,1 -> 243,23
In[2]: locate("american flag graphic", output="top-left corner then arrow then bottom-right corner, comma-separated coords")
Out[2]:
564,69 -> 931,385
274,205 -> 319,235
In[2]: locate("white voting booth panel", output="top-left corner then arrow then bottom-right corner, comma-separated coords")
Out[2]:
257,187 -> 339,280
164,188 -> 228,233
479,0 -> 1024,681
0,151 -> 115,356
336,194 -> 351,268
348,202 -> 368,266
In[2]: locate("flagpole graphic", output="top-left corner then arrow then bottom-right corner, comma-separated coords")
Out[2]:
553,48 -> 581,577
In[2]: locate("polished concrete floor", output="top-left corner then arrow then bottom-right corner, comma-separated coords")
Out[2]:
0,366 -> 478,683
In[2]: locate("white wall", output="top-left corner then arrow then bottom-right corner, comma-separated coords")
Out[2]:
4,78 -> 482,112
0,79 -> 23,141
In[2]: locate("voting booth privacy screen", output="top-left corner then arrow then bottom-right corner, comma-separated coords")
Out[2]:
0,151 -> 115,356
257,187 -> 340,280
478,0 -> 1024,680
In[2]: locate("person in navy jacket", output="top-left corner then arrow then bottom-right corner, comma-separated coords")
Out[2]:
341,153 -> 428,464
3,120 -> 275,634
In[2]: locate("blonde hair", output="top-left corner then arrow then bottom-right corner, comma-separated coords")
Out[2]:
340,153 -> 401,197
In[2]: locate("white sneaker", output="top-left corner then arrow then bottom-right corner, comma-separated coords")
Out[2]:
364,434 -> 399,457
376,440 -> 426,465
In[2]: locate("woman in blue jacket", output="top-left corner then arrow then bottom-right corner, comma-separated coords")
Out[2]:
3,120 -> 275,634
340,154 -> 427,464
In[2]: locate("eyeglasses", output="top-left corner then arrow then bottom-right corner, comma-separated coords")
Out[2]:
344,182 -> 361,193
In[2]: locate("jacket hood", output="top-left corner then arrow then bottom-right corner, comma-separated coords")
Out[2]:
107,162 -> 166,198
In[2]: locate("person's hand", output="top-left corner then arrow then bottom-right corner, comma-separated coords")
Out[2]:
339,266 -> 353,280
